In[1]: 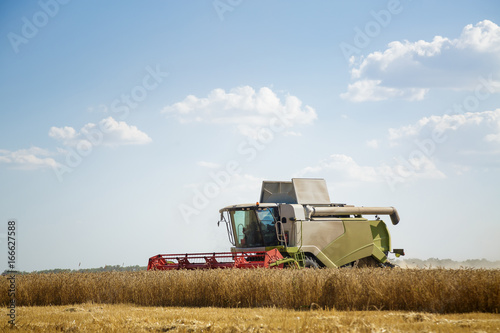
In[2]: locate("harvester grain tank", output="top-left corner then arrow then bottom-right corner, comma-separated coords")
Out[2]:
148,178 -> 404,270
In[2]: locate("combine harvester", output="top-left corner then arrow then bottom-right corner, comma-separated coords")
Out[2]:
148,178 -> 404,270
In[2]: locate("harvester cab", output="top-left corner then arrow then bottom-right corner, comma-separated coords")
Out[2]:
218,178 -> 404,268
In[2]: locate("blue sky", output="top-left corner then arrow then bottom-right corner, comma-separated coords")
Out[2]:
1,1 -> 499,271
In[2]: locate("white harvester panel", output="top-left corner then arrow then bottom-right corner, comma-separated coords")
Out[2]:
292,178 -> 330,205
260,178 -> 331,205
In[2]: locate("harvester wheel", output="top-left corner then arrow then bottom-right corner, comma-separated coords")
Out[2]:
304,256 -> 320,268
343,257 -> 396,268
352,257 -> 382,268
382,261 -> 396,268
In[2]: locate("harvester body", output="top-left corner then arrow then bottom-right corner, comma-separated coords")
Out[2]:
148,178 -> 403,270
218,178 -> 403,268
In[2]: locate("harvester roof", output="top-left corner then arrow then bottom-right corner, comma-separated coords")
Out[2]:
219,203 -> 278,212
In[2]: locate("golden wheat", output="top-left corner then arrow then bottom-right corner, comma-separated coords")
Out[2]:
1,268 -> 499,313
2,304 -> 500,332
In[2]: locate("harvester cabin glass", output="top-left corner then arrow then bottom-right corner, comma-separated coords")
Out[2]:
230,208 -> 279,248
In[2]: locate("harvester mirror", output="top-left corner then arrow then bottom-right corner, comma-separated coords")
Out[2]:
217,212 -> 225,227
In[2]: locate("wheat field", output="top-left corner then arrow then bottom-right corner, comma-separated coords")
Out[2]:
2,268 -> 499,313
2,304 -> 500,332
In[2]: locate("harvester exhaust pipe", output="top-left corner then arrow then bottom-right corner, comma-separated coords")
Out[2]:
307,206 -> 400,225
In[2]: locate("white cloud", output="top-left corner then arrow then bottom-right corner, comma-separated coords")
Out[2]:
381,155 -> 446,181
223,173 -> 264,195
0,147 -> 58,170
346,108 -> 500,186
451,164 -> 471,176
297,154 -> 380,183
297,153 -> 445,187
180,172 -> 263,211
387,109 -> 500,169
162,86 -> 317,137
485,133 -> 500,142
341,20 -> 500,102
366,139 -> 379,148
49,117 -> 152,148
457,20 -> 500,52
98,117 -> 152,146
283,131 -> 303,137
197,161 -> 221,169
389,109 -> 500,143
341,80 -> 428,102
48,126 -> 77,142
1,117 -> 152,173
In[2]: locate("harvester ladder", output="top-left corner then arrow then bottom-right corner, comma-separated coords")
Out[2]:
276,219 -> 287,246
294,250 -> 305,268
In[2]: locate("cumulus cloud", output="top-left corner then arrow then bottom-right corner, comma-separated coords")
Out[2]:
297,154 -> 380,182
197,161 -> 221,169
48,126 -> 77,143
297,111 -> 500,190
342,80 -> 428,102
0,117 -> 151,173
387,109 -> 500,167
389,109 -> 500,144
49,116 -> 152,148
162,86 -> 317,138
341,20 -> 500,102
366,139 -> 379,148
292,154 -> 446,185
0,147 -> 58,170
297,153 -> 445,188
180,172 -> 263,214
457,20 -> 500,52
